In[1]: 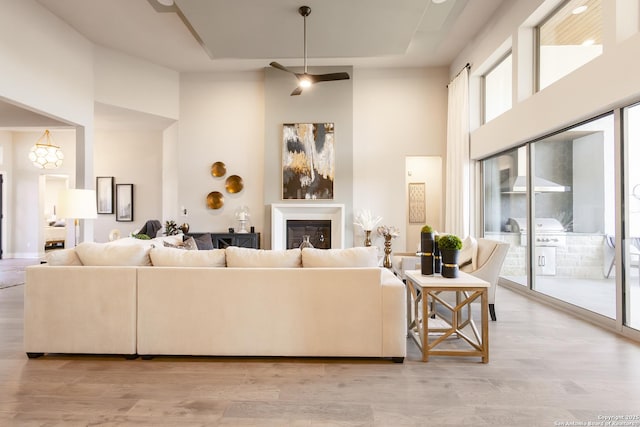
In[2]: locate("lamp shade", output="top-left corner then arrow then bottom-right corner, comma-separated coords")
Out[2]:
57,189 -> 97,219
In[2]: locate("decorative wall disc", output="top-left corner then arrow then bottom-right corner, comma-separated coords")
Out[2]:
211,161 -> 226,177
206,191 -> 224,209
225,175 -> 244,193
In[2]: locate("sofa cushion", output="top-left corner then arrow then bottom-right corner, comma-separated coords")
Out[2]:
150,247 -> 226,267
45,248 -> 82,266
225,246 -> 302,267
75,242 -> 152,266
301,247 -> 379,268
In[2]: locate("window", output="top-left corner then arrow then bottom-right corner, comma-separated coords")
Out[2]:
484,52 -> 512,123
537,0 -> 602,91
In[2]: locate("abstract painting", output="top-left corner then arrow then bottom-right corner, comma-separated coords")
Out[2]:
282,123 -> 334,199
408,182 -> 426,223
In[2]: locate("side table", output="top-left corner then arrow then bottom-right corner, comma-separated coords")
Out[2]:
404,270 -> 490,363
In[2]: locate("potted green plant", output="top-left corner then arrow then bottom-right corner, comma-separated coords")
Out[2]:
438,234 -> 462,278
420,225 -> 435,276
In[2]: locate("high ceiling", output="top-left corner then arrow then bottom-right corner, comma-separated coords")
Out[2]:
4,0 -> 507,129
35,0 -> 507,72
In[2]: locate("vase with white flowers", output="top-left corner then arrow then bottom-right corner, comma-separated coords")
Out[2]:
377,225 -> 399,268
353,209 -> 382,247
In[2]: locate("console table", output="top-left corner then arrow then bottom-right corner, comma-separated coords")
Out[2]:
187,233 -> 260,249
404,270 -> 489,363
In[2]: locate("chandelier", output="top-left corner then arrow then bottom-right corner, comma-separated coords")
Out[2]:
28,130 -> 64,169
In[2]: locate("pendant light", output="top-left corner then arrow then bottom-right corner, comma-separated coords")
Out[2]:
28,130 -> 64,169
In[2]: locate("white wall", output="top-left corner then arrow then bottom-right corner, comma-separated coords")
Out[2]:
0,131 -> 13,258
162,123 -> 180,225
405,156 -> 442,253
0,0 -> 93,127
353,68 -> 448,252
178,72 -> 265,241
93,130 -> 164,242
94,46 -> 180,121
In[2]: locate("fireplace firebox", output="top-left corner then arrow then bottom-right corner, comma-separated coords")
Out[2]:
286,220 -> 331,249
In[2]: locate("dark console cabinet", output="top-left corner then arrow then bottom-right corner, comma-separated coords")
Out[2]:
188,233 -> 260,249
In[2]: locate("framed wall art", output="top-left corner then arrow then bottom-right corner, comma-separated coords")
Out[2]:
96,176 -> 114,214
282,123 -> 334,200
116,184 -> 134,222
408,182 -> 426,224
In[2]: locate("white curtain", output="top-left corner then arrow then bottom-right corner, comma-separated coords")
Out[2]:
444,67 -> 470,237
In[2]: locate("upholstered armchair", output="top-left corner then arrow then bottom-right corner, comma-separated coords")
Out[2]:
461,238 -> 510,321
391,253 -> 421,282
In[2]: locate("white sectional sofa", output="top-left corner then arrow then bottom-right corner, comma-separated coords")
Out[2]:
24,239 -> 407,362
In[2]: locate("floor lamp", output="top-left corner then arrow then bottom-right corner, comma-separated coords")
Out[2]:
57,189 -> 97,247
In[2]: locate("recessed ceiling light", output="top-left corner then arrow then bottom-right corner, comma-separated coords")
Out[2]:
156,0 -> 174,6
582,39 -> 595,46
572,5 -> 588,14
432,0 -> 447,4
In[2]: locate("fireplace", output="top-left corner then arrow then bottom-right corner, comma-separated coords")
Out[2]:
271,204 -> 344,250
287,220 -> 331,249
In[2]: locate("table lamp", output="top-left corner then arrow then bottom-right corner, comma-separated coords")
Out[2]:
57,189 -> 97,246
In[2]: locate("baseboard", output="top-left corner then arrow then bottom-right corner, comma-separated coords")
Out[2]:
4,252 -> 41,259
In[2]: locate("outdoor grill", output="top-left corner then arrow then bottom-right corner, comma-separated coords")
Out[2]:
507,217 -> 566,276
507,217 -> 566,247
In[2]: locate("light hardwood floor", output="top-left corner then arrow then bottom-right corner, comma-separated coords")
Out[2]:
1,262 -> 640,426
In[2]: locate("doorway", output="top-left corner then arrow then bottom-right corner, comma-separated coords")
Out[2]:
405,156 -> 442,252
40,175 -> 69,256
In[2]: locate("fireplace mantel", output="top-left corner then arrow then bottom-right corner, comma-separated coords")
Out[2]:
271,204 -> 345,250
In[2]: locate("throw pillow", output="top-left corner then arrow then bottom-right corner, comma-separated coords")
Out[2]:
459,235 -> 478,272
301,247 -> 379,268
225,246 -> 302,267
182,236 -> 199,251
186,233 -> 214,250
45,248 -> 82,266
151,235 -> 184,247
150,247 -> 226,267
163,240 -> 185,249
75,242 -> 152,266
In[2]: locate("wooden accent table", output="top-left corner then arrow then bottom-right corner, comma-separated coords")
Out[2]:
404,270 -> 490,363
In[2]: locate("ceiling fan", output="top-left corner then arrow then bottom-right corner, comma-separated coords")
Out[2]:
270,6 -> 350,96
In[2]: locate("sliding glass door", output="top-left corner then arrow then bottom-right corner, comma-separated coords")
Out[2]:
482,146 -> 528,287
531,114 -> 616,318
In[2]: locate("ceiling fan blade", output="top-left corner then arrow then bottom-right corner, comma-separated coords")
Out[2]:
272,6 -> 349,95
309,72 -> 351,83
270,61 -> 296,74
